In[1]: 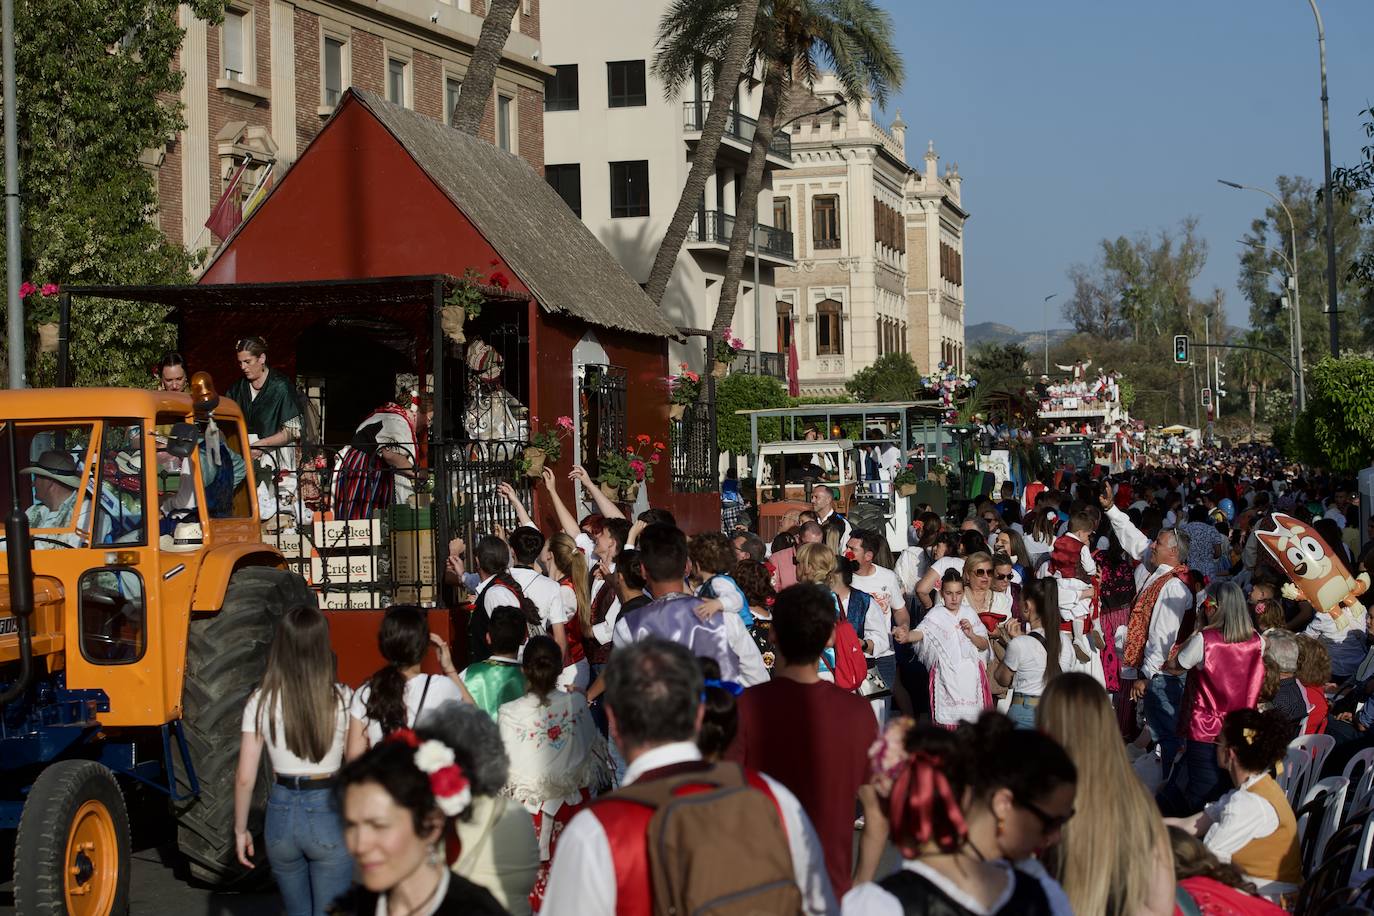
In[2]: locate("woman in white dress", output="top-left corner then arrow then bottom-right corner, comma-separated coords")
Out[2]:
498,636 -> 611,912
895,569 -> 992,728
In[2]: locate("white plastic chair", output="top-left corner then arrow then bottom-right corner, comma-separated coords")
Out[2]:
1299,776 -> 1349,870
1350,816 -> 1374,885
1288,733 -> 1336,805
1343,747 -> 1374,820
1278,747 -> 1313,806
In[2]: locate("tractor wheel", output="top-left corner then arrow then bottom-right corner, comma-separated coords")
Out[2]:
14,759 -> 132,916
174,565 -> 314,885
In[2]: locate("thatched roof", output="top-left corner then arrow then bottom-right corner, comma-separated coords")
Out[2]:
351,90 -> 677,339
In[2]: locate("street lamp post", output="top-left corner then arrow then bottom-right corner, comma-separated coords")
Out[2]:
1308,0 -> 1340,358
1220,180 -> 1306,409
3,0 -> 22,389
1042,293 -> 1057,376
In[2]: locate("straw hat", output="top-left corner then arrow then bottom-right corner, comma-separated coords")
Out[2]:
22,451 -> 82,488
158,521 -> 204,552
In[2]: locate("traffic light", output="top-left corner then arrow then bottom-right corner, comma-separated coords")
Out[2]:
1201,387 -> 1213,408
1216,361 -> 1227,399
1173,335 -> 1189,363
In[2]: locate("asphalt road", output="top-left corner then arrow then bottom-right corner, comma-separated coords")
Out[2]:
0,843 -> 278,916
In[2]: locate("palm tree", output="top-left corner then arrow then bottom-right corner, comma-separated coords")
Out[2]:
450,0 -> 523,135
646,0 -> 762,307
1235,329 -> 1286,431
657,0 -> 903,346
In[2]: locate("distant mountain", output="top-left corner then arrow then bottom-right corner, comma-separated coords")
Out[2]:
967,321 -> 1075,350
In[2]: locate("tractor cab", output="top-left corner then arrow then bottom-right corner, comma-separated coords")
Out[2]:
2,376 -> 309,911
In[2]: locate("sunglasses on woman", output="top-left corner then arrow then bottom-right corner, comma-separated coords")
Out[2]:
971,568 -> 992,576
1016,797 -> 1075,833
993,573 -> 1012,581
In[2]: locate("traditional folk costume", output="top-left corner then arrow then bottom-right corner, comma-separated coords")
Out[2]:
461,657 -> 527,721
1048,532 -> 1105,684
498,690 -> 612,913
332,403 -> 416,520
914,604 -> 992,728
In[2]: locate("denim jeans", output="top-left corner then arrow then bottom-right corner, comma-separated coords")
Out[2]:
264,784 -> 354,916
1143,673 -> 1186,782
1006,698 -> 1037,730
872,654 -> 898,725
1156,739 -> 1229,816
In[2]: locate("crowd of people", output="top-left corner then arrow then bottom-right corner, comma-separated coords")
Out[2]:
229,435 -> 1374,916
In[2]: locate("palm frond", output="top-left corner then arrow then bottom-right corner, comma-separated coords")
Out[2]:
654,0 -> 742,96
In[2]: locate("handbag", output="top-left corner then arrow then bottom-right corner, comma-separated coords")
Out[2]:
858,661 -> 890,698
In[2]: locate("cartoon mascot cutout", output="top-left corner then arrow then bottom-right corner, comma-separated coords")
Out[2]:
1255,513 -> 1370,630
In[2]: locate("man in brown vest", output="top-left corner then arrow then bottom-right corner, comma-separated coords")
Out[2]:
1100,485 -> 1195,780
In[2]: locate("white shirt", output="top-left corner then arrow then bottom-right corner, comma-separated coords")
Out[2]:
1003,628 -> 1074,696
816,508 -> 852,546
894,546 -> 929,597
349,673 -> 465,747
1106,506 -> 1194,680
476,575 -> 521,614
510,566 -> 568,631
242,686 -> 351,776
542,742 -> 836,916
853,566 -> 905,660
1304,605 -> 1369,679
1203,773 -> 1281,864
1325,506 -> 1349,529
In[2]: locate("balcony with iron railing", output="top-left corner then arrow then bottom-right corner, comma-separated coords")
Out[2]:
683,101 -> 792,164
687,210 -> 795,263
729,351 -> 786,379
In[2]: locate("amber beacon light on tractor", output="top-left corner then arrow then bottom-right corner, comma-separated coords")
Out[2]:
1,373 -> 309,914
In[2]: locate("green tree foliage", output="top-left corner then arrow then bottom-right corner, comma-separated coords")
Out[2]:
1065,219 -> 1209,342
1238,175 -> 1369,365
715,373 -> 789,454
1296,356 -> 1374,473
968,343 -> 1030,395
1331,107 -> 1374,323
844,352 -> 921,403
0,0 -> 212,385
1047,334 -> 1192,428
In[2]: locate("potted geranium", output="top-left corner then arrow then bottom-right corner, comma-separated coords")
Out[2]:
522,415 -> 573,478
928,458 -> 955,486
667,363 -> 700,420
597,434 -> 665,503
711,329 -> 744,378
893,461 -> 921,498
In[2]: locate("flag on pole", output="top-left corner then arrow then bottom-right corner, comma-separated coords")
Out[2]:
786,316 -> 800,397
242,161 -> 275,219
205,156 -> 252,240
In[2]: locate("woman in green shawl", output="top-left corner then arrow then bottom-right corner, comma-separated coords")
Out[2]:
225,335 -> 302,463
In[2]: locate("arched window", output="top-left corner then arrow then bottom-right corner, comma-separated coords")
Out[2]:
776,300 -> 794,352
816,299 -> 843,356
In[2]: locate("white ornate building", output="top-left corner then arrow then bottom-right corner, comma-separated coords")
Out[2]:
773,76 -> 967,394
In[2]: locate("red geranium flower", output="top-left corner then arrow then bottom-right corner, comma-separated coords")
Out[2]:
652,441 -> 666,451
636,433 -> 651,445
488,272 -> 510,289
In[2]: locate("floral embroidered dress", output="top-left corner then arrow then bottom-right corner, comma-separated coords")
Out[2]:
497,690 -> 612,913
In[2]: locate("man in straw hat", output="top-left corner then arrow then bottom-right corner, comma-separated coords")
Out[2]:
20,450 -> 106,547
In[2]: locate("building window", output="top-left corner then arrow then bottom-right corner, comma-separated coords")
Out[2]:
813,195 -> 840,249
777,300 -> 794,354
578,364 -> 628,479
445,77 -> 462,125
940,242 -> 963,285
545,64 -> 578,112
607,60 -> 646,108
546,164 -> 582,217
497,94 -> 513,151
323,36 -> 347,107
816,299 -> 843,356
221,9 -> 249,82
387,58 -> 409,107
772,196 -> 791,233
609,160 -> 649,218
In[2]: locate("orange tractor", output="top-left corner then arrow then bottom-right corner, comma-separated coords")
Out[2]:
0,375 -> 311,913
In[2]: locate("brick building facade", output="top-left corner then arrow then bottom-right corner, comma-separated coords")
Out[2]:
156,0 -> 549,257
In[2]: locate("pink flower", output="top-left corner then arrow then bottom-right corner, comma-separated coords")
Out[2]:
649,453 -> 660,464
679,362 -> 689,371
630,459 -> 646,481
40,283 -> 59,297
547,725 -> 562,741
685,371 -> 699,383
18,281 -> 35,298
556,415 -> 573,432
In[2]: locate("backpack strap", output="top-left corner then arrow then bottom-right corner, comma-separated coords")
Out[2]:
411,674 -> 432,727
1027,631 -> 1047,649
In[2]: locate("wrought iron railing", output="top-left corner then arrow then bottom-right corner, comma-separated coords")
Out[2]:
729,351 -> 786,379
687,210 -> 795,260
250,437 -> 532,608
670,403 -> 716,493
682,101 -> 792,161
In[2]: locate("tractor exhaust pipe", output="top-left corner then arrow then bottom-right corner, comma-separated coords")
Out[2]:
0,508 -> 35,706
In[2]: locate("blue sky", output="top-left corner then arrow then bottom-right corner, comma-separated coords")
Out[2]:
883,0 -> 1374,331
